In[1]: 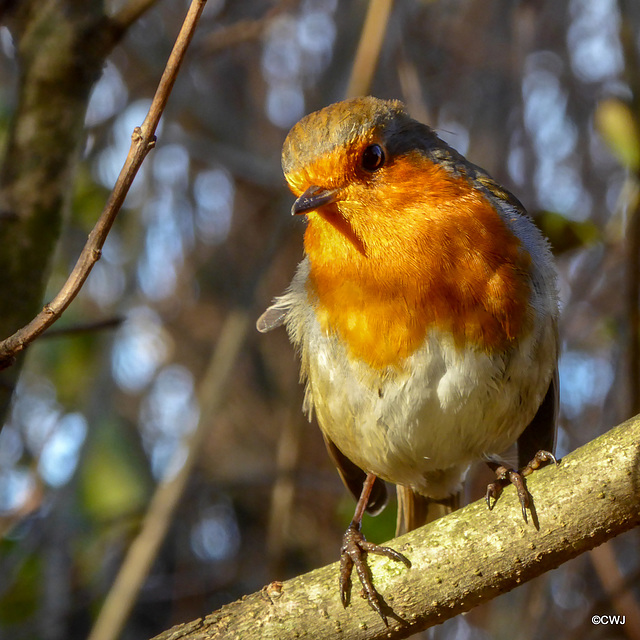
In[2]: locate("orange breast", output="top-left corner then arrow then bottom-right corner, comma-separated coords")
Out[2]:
302,156 -> 532,370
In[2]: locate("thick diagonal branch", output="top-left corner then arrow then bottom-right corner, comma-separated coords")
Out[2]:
151,415 -> 640,640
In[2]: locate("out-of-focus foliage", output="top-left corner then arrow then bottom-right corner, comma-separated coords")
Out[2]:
0,1 -> 639,639
595,98 -> 640,171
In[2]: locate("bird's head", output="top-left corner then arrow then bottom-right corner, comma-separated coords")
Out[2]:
281,96 -> 457,258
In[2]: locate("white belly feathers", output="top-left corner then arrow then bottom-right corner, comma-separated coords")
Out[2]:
281,259 -> 557,500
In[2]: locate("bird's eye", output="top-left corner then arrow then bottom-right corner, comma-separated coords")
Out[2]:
361,144 -> 385,171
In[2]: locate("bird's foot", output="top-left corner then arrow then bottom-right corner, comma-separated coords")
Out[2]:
485,450 -> 558,522
339,522 -> 411,625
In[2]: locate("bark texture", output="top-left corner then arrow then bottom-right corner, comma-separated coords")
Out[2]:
151,415 -> 640,640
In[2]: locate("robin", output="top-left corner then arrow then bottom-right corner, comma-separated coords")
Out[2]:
258,96 -> 559,622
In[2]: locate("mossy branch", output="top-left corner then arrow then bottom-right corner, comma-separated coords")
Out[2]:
151,415 -> 640,640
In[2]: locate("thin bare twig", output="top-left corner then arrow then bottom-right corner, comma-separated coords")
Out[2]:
266,384 -> 305,572
39,317 -> 123,338
345,0 -> 394,99
627,184 -> 640,416
0,0 -> 207,371
619,4 -> 640,416
87,308 -> 251,640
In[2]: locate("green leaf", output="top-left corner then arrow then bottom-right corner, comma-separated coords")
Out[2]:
79,420 -> 151,523
533,210 -> 600,254
595,98 -> 640,171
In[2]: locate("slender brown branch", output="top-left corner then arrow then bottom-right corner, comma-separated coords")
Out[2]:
266,384 -> 305,573
39,317 -> 123,338
619,4 -> 640,416
151,415 -> 640,640
0,0 -> 208,371
346,0 -> 395,98
627,184 -> 640,416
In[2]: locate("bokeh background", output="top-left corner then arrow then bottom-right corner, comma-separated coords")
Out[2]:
0,0 -> 639,639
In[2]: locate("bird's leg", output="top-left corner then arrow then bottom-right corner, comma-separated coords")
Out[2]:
485,450 -> 558,522
340,473 -> 411,624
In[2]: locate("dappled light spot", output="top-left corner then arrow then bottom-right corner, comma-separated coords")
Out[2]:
111,307 -> 170,393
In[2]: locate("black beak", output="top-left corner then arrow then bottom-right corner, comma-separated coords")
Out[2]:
291,185 -> 339,215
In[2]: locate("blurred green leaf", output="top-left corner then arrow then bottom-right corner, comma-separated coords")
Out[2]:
72,164 -> 112,231
533,210 -> 601,254
595,98 -> 640,171
79,420 -> 151,523
34,329 -> 102,407
0,547 -> 40,624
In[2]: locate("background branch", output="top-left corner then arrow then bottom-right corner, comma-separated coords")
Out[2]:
201,0 -> 298,54
589,543 -> 640,638
39,317 -> 123,338
346,0 -> 395,98
151,415 -> 640,640
620,3 -> 640,417
88,310 -> 251,640
87,196 -> 291,640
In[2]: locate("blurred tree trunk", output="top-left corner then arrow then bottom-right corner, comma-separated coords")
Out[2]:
0,1 -> 119,421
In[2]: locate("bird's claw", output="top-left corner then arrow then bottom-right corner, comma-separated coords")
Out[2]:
485,466 -> 530,521
520,450 -> 558,476
485,450 -> 558,523
339,522 -> 410,625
